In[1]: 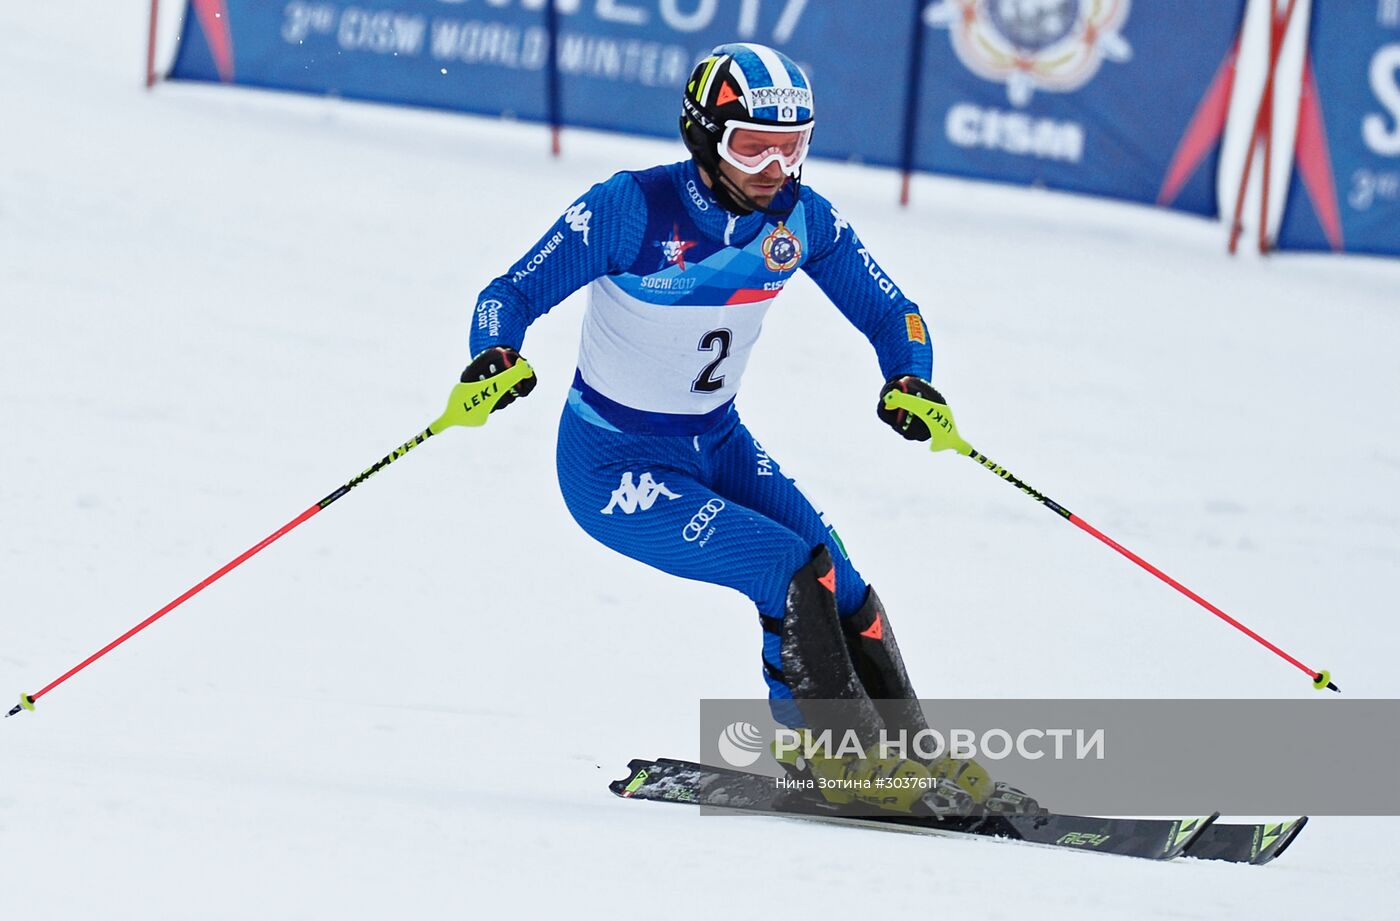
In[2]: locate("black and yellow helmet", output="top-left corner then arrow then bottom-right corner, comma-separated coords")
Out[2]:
680,43 -> 815,214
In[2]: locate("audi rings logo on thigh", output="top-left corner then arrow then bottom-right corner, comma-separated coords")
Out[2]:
682,499 -> 726,543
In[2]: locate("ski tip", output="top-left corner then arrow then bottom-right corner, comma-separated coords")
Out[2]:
1167,812 -> 1221,859
610,761 -> 653,799
1252,816 -> 1309,866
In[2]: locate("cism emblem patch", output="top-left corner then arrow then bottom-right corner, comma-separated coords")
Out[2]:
925,0 -> 1133,107
761,223 -> 802,272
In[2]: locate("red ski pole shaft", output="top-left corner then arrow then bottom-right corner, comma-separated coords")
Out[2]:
28,502 -> 322,705
4,424 -> 437,719
4,352 -> 540,716
961,447 -> 1338,692
880,389 -> 1337,692
6,362 -> 536,720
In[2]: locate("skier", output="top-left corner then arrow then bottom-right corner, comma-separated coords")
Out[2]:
461,43 -> 1033,817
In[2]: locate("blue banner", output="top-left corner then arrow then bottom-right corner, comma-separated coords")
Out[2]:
170,0 -> 550,121
1276,1 -> 1400,257
169,0 -> 913,167
913,0 -> 1246,215
551,1 -> 914,168
169,1 -> 1245,216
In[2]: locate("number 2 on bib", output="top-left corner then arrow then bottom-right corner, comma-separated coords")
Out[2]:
691,328 -> 732,394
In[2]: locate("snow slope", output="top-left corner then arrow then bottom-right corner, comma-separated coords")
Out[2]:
3,4 -> 1399,918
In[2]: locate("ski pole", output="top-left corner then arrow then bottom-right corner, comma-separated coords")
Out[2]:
6,361 -> 535,719
882,389 -> 1338,693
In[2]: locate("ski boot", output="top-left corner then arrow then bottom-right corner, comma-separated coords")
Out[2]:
929,755 -> 1041,815
773,732 -> 977,817
840,586 -> 1042,817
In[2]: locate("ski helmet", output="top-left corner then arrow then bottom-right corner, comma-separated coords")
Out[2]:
680,43 -> 815,216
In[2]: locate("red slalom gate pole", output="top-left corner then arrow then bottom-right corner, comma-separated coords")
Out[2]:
6,362 -> 535,720
882,389 -> 1338,693
1229,0 -> 1298,255
1257,0 -> 1299,254
146,0 -> 160,89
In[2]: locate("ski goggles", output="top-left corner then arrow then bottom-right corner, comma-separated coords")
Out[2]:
717,122 -> 813,176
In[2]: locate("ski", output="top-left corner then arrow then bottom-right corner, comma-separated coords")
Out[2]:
1182,817 -> 1308,865
612,757 -> 1217,861
614,757 -> 1305,866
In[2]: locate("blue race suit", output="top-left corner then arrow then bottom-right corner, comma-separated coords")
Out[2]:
469,160 -> 932,706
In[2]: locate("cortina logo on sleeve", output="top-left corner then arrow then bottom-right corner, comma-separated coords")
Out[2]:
477,298 -> 502,337
601,472 -> 680,515
564,201 -> 592,245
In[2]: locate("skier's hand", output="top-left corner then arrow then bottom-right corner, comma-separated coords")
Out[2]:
461,346 -> 536,413
879,377 -> 972,454
877,376 -> 946,441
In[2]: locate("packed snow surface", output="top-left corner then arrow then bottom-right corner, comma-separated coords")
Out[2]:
3,4 -> 1398,918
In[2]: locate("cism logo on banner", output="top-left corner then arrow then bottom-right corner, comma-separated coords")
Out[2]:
1364,44 -> 1400,157
925,0 -> 1133,107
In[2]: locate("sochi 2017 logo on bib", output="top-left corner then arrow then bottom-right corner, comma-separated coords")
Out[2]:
761,223 -> 801,272
925,0 -> 1132,107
